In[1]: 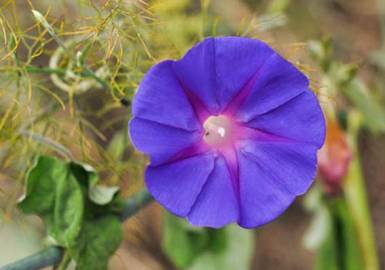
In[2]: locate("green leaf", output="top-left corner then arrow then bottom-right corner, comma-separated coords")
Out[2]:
188,225 -> 254,270
19,155 -> 84,246
315,219 -> 339,270
163,214 -> 254,270
163,214 -> 209,268
70,215 -> 123,270
333,199 -> 364,270
50,170 -> 83,246
314,198 -> 365,270
18,155 -> 124,270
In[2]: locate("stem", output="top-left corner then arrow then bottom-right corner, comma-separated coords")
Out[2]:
25,66 -> 110,89
0,247 -> 63,270
25,66 -> 66,76
120,189 -> 153,221
0,190 -> 153,270
54,251 -> 71,270
344,111 -> 379,270
80,68 -> 111,90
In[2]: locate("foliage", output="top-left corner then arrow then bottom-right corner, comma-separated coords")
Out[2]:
308,39 -> 385,133
304,187 -> 364,270
163,213 -> 254,270
18,155 -> 123,269
304,39 -> 381,270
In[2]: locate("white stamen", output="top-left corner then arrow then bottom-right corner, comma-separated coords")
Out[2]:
218,127 -> 226,137
203,115 -> 234,147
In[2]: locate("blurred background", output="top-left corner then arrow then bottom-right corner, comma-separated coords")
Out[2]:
1,0 -> 385,269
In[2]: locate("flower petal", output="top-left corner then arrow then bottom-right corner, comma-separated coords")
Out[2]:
172,37 -> 274,113
129,118 -> 202,165
235,53 -> 309,122
187,156 -> 239,228
239,139 -> 318,196
237,150 -> 296,228
245,90 -> 325,148
145,154 -> 215,217
132,60 -> 200,131
172,38 -> 219,114
214,37 -> 274,109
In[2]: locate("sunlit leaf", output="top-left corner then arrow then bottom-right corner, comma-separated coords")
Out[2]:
70,216 -> 122,270
18,155 -> 84,246
18,155 -> 123,270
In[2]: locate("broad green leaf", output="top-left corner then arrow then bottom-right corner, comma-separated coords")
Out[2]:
18,155 -> 124,270
18,155 -> 84,246
163,214 -> 253,270
70,215 -> 123,270
163,214 -> 209,268
50,170 -> 83,246
188,225 -> 254,270
18,156 -> 60,215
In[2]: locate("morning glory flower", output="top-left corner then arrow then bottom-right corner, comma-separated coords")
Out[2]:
129,37 -> 325,228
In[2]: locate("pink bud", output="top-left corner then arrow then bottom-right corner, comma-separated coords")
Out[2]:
317,120 -> 352,194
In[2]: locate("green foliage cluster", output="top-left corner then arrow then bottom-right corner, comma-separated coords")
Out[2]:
163,213 -> 254,270
19,155 -> 123,269
308,39 -> 385,133
304,188 -> 364,270
304,39 -> 383,270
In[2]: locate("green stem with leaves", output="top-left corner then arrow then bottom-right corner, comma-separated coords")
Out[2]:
1,190 -> 153,270
344,111 -> 379,270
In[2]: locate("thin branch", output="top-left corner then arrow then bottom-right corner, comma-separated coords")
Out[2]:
0,190 -> 153,270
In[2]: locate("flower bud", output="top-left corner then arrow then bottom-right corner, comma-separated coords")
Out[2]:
318,120 -> 352,194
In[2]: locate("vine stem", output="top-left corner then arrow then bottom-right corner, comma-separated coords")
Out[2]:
0,190 -> 153,270
344,111 -> 379,270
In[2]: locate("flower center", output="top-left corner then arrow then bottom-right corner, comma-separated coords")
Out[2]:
203,115 -> 235,148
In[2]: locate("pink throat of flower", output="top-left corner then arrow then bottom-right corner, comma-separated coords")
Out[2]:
203,115 -> 238,150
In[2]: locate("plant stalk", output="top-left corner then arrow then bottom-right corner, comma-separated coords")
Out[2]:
0,190 -> 153,270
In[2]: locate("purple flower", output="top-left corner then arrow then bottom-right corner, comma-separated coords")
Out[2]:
129,37 -> 325,228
